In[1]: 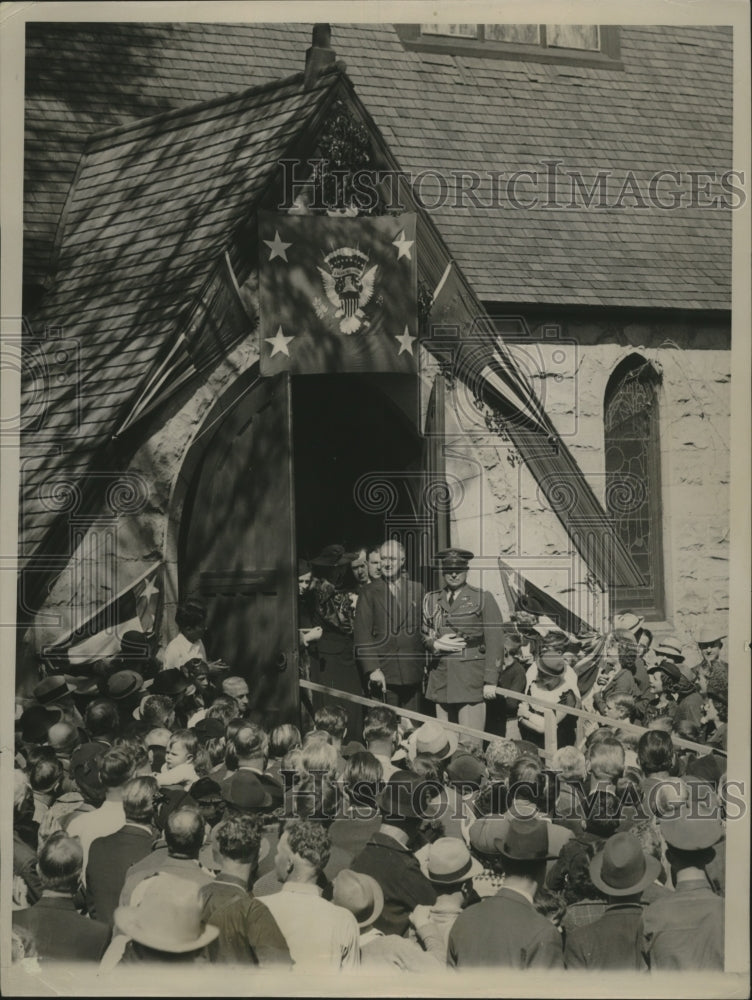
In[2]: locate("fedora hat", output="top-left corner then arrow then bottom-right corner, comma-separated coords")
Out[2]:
19,704 -> 64,743
407,721 -> 459,761
105,669 -> 144,701
115,875 -> 219,953
660,811 -> 724,851
495,817 -> 554,862
64,674 -> 101,697
332,870 -> 384,928
468,816 -> 508,857
697,626 -> 726,648
421,837 -> 483,886
613,612 -> 644,634
151,669 -> 194,697
589,833 -> 661,897
221,771 -> 273,812
537,651 -> 566,677
446,752 -> 486,784
654,638 -> 685,663
33,675 -> 75,706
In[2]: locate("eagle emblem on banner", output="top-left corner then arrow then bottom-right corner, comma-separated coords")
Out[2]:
316,248 -> 378,334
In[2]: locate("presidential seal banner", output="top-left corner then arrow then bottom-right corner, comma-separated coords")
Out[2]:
259,212 -> 417,375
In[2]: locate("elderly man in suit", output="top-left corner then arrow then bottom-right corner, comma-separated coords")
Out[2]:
422,548 -> 504,746
353,540 -> 425,711
447,817 -> 564,968
564,832 -> 660,970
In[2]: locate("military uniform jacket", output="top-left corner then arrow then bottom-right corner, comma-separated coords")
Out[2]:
422,584 -> 504,704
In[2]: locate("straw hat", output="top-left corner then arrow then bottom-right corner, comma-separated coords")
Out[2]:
114,875 -> 219,953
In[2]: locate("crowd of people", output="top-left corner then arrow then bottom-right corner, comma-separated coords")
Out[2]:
11,552 -> 731,974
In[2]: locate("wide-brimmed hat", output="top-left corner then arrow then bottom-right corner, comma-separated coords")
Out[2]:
332,870 -> 384,928
537,651 -> 566,677
468,817 -> 508,857
589,833 -> 661,896
407,721 -> 459,761
64,674 -> 101,697
421,837 -> 483,885
115,875 -> 219,953
647,661 -> 683,683
495,817 -> 555,862
660,811 -> 724,851
697,627 -> 726,648
19,704 -> 64,743
151,669 -> 194,698
435,547 -> 474,570
33,675 -> 75,706
311,544 -> 346,567
613,612 -> 644,634
654,638 -> 685,663
105,669 -> 145,701
221,771 -> 273,812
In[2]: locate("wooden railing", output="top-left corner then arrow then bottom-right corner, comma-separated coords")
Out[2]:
299,679 -> 724,762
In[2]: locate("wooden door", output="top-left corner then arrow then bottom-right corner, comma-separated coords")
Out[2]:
180,374 -> 298,726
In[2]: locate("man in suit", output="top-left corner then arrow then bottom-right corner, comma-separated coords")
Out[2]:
353,540 -> 425,711
422,548 -> 504,745
447,816 -> 564,968
564,831 -> 660,969
85,775 -> 158,926
13,832 -> 110,962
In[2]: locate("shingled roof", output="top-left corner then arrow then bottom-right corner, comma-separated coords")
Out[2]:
25,22 -> 732,310
20,67 -> 342,564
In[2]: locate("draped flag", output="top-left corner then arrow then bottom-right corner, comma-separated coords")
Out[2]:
42,563 -> 163,667
259,212 -> 417,375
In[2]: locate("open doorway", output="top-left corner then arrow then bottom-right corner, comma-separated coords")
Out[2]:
291,373 -> 425,565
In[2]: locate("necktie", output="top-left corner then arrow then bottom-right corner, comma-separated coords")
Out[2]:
447,590 -> 455,606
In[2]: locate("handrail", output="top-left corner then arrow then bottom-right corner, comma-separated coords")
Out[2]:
299,679 -> 724,761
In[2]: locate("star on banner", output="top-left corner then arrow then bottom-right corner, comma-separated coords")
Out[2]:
394,326 -> 416,356
264,230 -> 292,262
139,577 -> 159,603
265,326 -> 295,357
392,230 -> 414,261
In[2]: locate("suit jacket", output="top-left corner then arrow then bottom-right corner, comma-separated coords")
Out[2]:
13,895 -> 110,962
353,576 -> 425,687
422,583 -> 504,703
564,903 -> 647,970
642,877 -> 724,970
448,888 -> 564,968
86,823 -> 155,926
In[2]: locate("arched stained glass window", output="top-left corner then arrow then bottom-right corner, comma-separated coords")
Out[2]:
604,355 -> 664,619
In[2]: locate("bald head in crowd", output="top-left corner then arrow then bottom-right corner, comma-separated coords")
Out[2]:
222,676 -> 250,712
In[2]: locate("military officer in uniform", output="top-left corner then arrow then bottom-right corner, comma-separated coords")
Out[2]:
422,549 -> 504,746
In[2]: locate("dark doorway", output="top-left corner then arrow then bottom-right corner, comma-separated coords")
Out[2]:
291,374 -> 424,562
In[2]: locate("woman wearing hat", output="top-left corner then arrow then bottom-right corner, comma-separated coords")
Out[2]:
518,651 -> 580,750
643,661 -> 703,729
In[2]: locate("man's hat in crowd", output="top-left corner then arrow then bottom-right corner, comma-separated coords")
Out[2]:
221,771 -> 273,813
378,771 -> 430,821
421,838 -> 483,886
435,548 -> 474,570
468,816 -> 508,857
589,832 -> 661,897
150,669 -> 194,698
697,627 -> 726,649
613,612 -> 644,635
18,704 -> 63,743
660,810 -> 724,851
64,675 -> 101,697
115,875 -> 219,953
537,651 -> 566,678
407,721 -> 458,761
654,638 -> 685,663
105,670 -> 145,701
495,817 -> 555,862
446,752 -> 486,785
33,675 -> 75,706
332,870 -> 384,928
